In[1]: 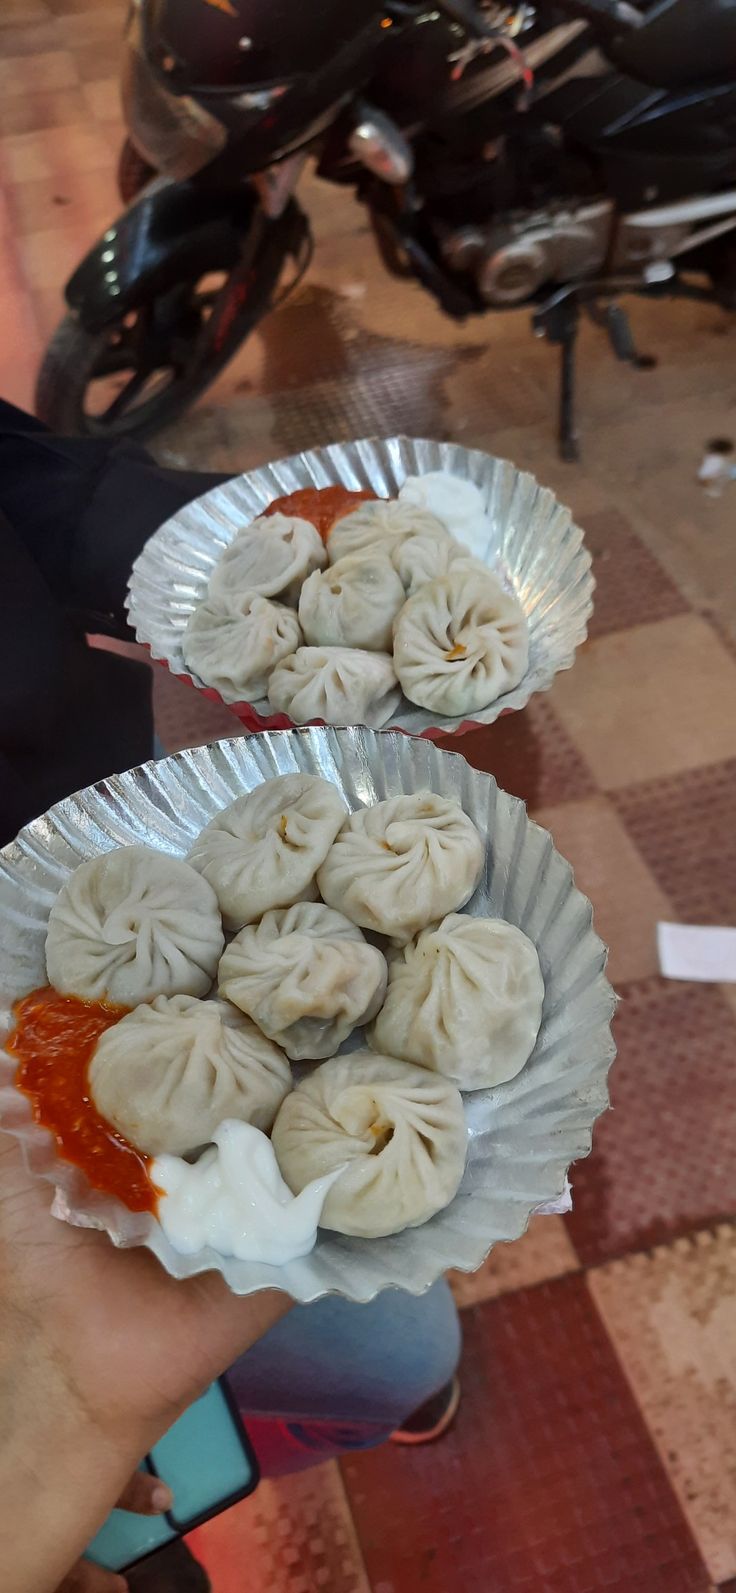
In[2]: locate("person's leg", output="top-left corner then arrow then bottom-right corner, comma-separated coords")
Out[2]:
226,1280 -> 461,1477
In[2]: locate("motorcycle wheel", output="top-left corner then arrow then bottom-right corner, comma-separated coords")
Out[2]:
35,242 -> 291,441
117,137 -> 156,204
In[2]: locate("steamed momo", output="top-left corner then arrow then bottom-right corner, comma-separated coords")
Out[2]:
268,647 -> 400,729
271,1052 -> 467,1237
218,901 -> 387,1060
207,513 -> 325,607
188,774 -> 346,931
298,552 -> 405,651
393,561 -> 529,716
182,592 -> 301,702
391,525 -> 462,595
89,994 -> 292,1156
317,792 -> 484,942
45,846 -> 224,1006
371,914 -> 544,1089
327,498 -> 461,595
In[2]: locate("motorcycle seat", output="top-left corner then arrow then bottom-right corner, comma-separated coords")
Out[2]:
604,0 -> 736,90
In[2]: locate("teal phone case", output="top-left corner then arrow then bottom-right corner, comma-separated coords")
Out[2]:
87,1380 -> 258,1573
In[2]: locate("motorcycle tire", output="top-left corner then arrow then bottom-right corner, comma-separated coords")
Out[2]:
118,137 -> 156,204
35,222 -> 297,441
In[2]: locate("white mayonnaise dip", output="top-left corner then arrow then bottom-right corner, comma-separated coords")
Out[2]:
153,1119 -> 341,1265
399,471 -> 493,562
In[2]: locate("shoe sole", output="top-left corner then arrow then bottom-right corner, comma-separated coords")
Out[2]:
390,1375 -> 461,1446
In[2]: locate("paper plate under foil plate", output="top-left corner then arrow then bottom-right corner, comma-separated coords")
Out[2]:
126,437 -> 594,738
0,730 -> 615,1302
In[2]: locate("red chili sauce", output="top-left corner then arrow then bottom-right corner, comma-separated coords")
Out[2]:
10,987 -> 158,1213
263,485 -> 379,542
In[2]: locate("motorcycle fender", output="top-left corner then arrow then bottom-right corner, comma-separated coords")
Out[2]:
66,180 -> 252,333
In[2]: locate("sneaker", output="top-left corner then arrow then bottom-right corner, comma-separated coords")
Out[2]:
390,1376 -> 461,1446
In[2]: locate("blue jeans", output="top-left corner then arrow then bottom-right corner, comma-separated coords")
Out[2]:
226,1280 -> 461,1477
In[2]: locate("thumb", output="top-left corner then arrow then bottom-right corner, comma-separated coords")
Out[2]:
115,1471 -> 173,1517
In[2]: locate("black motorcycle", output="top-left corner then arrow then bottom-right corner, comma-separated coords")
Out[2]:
35,0 -> 736,459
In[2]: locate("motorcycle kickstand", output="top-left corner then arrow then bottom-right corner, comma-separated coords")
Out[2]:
533,292 -> 581,463
585,299 -> 657,370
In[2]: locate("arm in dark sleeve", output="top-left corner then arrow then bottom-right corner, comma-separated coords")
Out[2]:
0,402 -> 230,842
0,398 -> 228,633
0,502 -> 155,843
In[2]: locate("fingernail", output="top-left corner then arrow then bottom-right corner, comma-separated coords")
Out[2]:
151,1482 -> 174,1512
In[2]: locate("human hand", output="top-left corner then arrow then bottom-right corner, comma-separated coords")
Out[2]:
0,1130 -> 289,1593
56,1472 -> 174,1593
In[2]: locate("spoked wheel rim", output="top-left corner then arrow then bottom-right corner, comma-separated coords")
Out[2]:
37,201 -> 310,440
79,272 -> 229,436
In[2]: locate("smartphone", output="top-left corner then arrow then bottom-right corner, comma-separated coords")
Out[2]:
86,1379 -> 259,1575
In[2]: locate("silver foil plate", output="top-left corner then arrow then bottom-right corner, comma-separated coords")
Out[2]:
126,437 -> 594,736
0,730 -> 615,1301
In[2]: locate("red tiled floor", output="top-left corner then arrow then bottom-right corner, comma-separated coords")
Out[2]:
565,977 -> 736,1266
2,4 -> 736,1581
704,608 -> 736,663
341,1273 -> 710,1592
612,760 -> 736,928
264,357 -> 454,461
583,509 -> 690,640
449,1213 -> 579,1306
151,663 -> 240,754
589,1228 -> 736,1585
187,1463 -> 369,1593
439,697 -> 596,809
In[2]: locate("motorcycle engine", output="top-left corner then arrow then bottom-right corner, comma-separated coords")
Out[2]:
440,199 -> 614,305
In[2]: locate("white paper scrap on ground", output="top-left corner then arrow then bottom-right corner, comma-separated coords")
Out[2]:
657,921 -> 736,983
